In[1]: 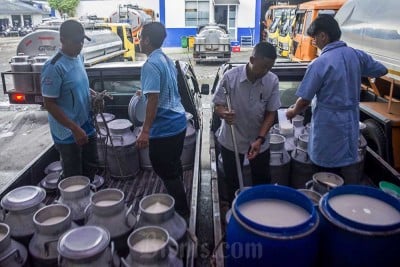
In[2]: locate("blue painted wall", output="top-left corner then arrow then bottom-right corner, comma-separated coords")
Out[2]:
164,28 -> 197,47
255,0 -> 261,44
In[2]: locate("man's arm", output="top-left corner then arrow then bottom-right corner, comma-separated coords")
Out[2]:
248,110 -> 276,160
136,93 -> 159,149
286,97 -> 311,120
43,97 -> 88,145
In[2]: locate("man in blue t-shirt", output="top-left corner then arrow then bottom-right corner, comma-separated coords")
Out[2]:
41,19 -> 98,181
136,22 -> 189,218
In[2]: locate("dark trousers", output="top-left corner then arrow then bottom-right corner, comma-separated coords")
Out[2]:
149,129 -> 190,218
220,145 -> 271,203
55,135 -> 99,181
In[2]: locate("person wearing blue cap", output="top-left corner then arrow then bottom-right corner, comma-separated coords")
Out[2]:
41,19 -> 98,181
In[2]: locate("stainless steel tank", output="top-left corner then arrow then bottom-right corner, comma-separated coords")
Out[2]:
16,29 -> 123,62
335,0 -> 400,79
109,9 -> 152,32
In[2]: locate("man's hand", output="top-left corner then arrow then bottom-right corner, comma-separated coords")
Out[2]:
136,129 -> 150,149
248,139 -> 262,160
286,108 -> 297,120
222,110 -> 236,125
72,126 -> 88,146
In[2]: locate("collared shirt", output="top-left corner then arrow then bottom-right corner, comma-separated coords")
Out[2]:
41,50 -> 94,143
141,49 -> 186,138
296,41 -> 387,167
212,64 -> 280,153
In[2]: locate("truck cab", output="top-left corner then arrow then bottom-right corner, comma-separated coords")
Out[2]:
290,0 -> 346,62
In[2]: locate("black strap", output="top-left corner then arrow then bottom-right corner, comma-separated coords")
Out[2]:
50,52 -> 63,65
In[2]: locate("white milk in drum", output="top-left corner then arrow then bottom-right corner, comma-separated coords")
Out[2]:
328,194 -> 400,225
133,238 -> 165,253
239,199 -> 310,227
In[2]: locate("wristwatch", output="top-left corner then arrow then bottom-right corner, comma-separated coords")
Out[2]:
255,136 -> 266,144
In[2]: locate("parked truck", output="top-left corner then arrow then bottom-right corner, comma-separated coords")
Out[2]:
192,24 -> 231,64
0,59 -> 209,266
109,4 -> 156,48
1,22 -> 135,105
1,58 -> 399,267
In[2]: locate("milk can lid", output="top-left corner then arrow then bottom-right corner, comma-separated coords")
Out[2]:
44,161 -> 62,175
1,186 -> 46,211
58,226 -> 110,259
128,95 -> 146,127
107,119 -> 132,131
96,112 -> 115,123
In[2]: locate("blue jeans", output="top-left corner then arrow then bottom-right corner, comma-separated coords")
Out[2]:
55,135 -> 99,181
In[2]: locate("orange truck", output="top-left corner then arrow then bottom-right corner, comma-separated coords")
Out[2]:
290,0 -> 347,62
263,4 -> 297,42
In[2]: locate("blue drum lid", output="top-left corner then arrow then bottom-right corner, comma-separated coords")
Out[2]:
58,226 -> 110,259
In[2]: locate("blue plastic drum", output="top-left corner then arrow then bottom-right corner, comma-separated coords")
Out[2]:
319,185 -> 400,267
226,185 -> 319,267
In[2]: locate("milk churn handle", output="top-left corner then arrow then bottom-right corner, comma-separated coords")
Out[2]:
120,257 -> 130,267
168,237 -> 179,258
125,204 -> 136,228
0,207 -> 5,221
110,241 -> 116,266
84,203 -> 93,223
0,248 -> 23,264
43,238 -> 60,257
58,255 -> 63,266
89,183 -> 97,192
305,180 -> 314,190
294,147 -> 309,160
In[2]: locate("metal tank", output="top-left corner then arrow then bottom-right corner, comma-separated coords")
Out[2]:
16,28 -> 123,62
335,0 -> 400,79
110,8 -> 152,32
269,134 -> 291,186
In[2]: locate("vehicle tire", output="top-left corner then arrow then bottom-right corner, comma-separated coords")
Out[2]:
363,119 -> 386,158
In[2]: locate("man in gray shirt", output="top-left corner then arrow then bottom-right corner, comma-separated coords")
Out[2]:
213,42 -> 280,203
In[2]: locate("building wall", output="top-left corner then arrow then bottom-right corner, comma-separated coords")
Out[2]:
75,0 -> 261,47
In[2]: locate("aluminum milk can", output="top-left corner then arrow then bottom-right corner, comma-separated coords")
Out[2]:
0,223 -> 29,267
121,226 -> 183,267
136,194 -> 187,244
29,204 -> 77,267
57,226 -> 116,267
106,119 -> 140,179
0,185 -> 46,245
96,112 -> 116,167
56,175 -> 94,223
269,134 -> 291,186
85,188 -> 136,257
